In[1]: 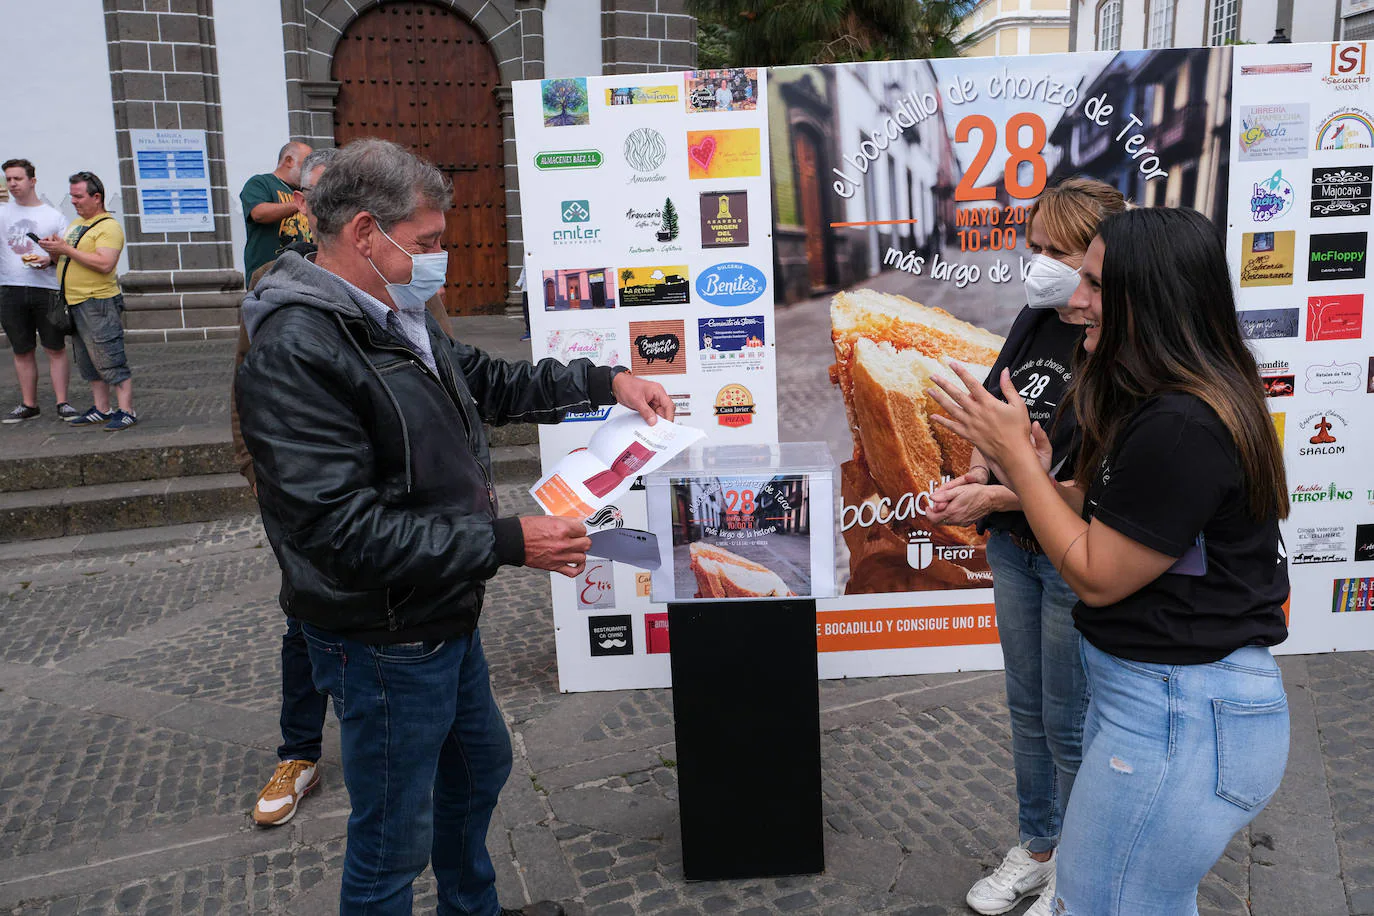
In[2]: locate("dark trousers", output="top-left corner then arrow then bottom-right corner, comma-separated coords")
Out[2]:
303,625 -> 513,916
278,617 -> 328,762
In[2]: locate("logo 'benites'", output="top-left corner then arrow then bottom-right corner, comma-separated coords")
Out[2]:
695,262 -> 767,306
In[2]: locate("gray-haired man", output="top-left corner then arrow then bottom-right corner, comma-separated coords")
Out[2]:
239,140 -> 312,281
236,139 -> 673,916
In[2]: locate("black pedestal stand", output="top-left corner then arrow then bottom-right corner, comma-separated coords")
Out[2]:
667,598 -> 824,880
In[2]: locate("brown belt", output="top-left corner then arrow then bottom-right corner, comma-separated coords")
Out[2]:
1007,531 -> 1044,555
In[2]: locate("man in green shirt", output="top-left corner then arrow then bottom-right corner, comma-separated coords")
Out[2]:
239,141 -> 313,280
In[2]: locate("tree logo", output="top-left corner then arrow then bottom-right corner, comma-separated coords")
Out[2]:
656,198 -> 679,242
542,78 -> 589,127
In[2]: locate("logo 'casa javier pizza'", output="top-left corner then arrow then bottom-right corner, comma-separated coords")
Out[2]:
695,262 -> 766,307
714,384 -> 756,427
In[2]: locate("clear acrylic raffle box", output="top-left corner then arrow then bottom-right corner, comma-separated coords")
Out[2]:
644,442 -> 834,880
643,441 -> 836,604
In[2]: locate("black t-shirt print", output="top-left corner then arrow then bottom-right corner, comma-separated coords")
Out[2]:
1074,393 -> 1289,665
980,306 -> 1084,539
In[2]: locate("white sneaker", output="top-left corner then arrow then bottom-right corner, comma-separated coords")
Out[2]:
1023,869 -> 1058,916
252,759 -> 319,826
966,845 -> 1055,915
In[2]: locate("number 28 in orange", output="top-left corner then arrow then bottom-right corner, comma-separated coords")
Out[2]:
953,112 -> 1048,202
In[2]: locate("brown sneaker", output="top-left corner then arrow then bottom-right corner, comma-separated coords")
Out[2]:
252,759 -> 319,826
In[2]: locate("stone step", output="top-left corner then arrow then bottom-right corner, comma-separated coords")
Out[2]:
0,473 -> 257,543
0,441 -> 238,494
0,424 -> 541,494
0,446 -> 543,544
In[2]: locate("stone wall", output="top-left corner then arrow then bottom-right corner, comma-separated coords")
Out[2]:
103,0 -> 242,338
601,0 -> 696,74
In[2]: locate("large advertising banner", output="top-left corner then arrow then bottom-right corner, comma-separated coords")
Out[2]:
1229,42 -> 1374,652
515,42 -> 1374,692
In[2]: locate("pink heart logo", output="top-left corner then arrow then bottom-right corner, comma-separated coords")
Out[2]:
689,136 -> 717,172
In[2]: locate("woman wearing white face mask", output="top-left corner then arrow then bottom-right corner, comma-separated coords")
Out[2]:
927,177 -> 1125,916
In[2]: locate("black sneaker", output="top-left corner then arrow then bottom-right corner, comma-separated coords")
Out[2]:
2,404 -> 40,424
103,409 -> 139,431
55,402 -> 80,421
68,406 -> 111,426
499,904 -> 566,916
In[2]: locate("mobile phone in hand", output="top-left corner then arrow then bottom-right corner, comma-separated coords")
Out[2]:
25,232 -> 42,243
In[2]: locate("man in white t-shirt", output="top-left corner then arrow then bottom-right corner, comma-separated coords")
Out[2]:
1,158 -> 73,423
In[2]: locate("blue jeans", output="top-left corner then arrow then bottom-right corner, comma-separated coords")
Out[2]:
303,625 -> 514,916
70,295 -> 131,385
278,617 -> 327,762
1057,642 -> 1289,915
986,529 -> 1089,854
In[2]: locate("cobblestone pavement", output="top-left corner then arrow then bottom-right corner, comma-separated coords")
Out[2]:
0,504 -> 1368,913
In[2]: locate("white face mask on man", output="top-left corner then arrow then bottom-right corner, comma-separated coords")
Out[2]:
368,223 -> 448,310
1023,253 -> 1081,309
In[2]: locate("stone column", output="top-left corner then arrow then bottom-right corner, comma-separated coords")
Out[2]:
601,0 -> 696,74
103,0 -> 242,338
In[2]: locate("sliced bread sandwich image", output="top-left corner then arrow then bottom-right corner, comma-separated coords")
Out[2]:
689,542 -> 797,599
850,339 -> 993,505
828,288 -> 1006,592
831,288 -> 1003,455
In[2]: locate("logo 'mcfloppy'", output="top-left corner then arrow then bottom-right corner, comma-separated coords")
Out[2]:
1308,233 -> 1368,282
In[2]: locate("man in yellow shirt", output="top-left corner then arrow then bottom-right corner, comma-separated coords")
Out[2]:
37,171 -> 138,430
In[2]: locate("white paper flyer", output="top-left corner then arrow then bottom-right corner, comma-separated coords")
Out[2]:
531,409 -> 705,519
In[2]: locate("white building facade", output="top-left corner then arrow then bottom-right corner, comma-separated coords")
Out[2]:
1072,0 -> 1364,51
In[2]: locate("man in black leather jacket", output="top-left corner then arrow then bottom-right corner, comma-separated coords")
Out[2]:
236,139 -> 671,916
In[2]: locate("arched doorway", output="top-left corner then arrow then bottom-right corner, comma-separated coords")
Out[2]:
332,1 -> 508,315
792,127 -> 830,293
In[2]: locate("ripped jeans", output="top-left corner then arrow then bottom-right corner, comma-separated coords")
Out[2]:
1056,641 -> 1289,915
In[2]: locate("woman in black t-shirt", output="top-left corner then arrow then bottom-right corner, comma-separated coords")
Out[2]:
928,179 -> 1124,916
927,208 -> 1289,915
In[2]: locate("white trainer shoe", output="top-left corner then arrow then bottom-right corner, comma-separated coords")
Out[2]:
1023,869 -> 1058,916
966,845 -> 1055,915
252,759 -> 319,826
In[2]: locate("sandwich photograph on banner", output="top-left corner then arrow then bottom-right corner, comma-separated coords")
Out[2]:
767,49 -> 1230,605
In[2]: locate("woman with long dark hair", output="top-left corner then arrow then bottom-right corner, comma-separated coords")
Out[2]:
926,207 -> 1290,914
927,178 -> 1124,916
